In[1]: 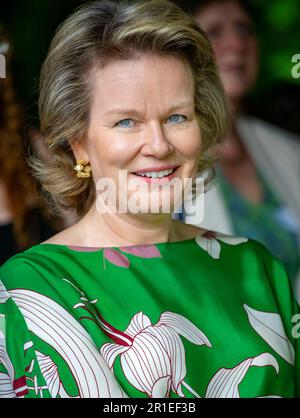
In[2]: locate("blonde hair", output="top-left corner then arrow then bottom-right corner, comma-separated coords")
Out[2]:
32,0 -> 228,216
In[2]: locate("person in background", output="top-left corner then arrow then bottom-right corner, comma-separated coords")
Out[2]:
184,0 -> 300,297
0,23 -> 57,265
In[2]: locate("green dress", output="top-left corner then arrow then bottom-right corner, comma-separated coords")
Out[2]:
0,231 -> 299,398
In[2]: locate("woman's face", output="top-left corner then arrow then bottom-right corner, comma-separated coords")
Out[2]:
73,54 -> 202,214
195,1 -> 258,103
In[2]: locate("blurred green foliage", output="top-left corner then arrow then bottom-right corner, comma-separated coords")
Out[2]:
1,0 -> 300,118
254,0 -> 300,93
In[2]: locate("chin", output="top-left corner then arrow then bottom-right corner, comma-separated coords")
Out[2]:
225,86 -> 248,103
224,80 -> 254,102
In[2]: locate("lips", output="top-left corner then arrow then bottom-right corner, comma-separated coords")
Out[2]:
222,63 -> 245,73
132,164 -> 179,174
131,166 -> 180,183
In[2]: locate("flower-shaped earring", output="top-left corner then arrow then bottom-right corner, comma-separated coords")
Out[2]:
74,160 -> 92,178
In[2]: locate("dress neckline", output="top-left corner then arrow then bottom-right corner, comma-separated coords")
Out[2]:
38,233 -> 206,253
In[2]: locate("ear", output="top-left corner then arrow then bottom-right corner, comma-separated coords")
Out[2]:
69,138 -> 89,162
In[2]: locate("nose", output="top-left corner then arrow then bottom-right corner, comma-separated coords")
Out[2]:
222,29 -> 247,54
140,123 -> 174,158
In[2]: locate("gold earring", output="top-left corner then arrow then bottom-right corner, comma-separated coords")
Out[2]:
74,159 -> 92,178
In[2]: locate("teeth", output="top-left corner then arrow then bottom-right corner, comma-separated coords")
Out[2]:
134,168 -> 175,178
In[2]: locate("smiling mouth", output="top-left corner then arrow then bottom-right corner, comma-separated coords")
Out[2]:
132,166 -> 180,181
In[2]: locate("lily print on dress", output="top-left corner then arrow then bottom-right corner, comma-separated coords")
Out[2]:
0,314 -> 17,398
1,284 -> 286,398
98,311 -> 282,398
244,304 -> 295,365
195,231 -> 248,259
205,352 -> 280,398
67,278 -> 212,398
0,324 -> 36,398
70,282 -> 284,398
100,311 -> 212,398
0,289 -> 31,398
7,288 -> 127,398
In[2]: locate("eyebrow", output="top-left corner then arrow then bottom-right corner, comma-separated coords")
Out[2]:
103,101 -> 195,118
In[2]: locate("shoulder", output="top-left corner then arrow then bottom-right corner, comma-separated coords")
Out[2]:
238,115 -> 300,149
196,230 -> 259,258
212,231 -> 284,268
0,251 -> 39,291
199,231 -> 287,277
0,244 -> 61,291
41,214 -> 90,246
41,225 -> 78,245
211,232 -> 297,306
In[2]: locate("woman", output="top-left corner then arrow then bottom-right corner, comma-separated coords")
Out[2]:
186,0 -> 300,295
0,23 -> 56,265
0,0 -> 299,398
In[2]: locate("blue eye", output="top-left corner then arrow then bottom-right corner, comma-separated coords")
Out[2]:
115,119 -> 134,128
167,114 -> 187,124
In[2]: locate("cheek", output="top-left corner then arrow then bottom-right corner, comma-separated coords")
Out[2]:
87,131 -> 138,169
246,43 -> 259,75
178,124 -> 202,158
211,41 -> 224,63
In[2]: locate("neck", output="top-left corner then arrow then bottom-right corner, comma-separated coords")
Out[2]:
74,203 -> 180,247
228,97 -> 242,120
